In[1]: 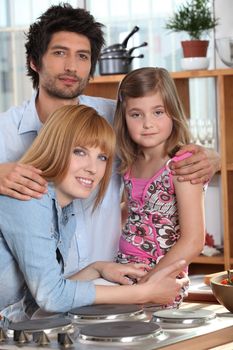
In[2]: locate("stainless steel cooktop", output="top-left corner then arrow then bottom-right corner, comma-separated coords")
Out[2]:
0,304 -> 233,350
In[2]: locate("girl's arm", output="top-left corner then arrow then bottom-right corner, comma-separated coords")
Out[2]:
156,177 -> 205,269
69,261 -> 149,284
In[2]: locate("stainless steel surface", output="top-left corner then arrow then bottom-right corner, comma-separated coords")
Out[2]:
0,304 -> 233,349
78,321 -> 162,343
152,309 -> 216,328
69,304 -> 148,324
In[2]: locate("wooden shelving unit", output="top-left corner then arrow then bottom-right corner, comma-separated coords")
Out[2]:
84,68 -> 233,272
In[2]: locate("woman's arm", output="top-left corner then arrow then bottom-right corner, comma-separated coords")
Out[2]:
95,260 -> 189,305
1,195 -> 95,312
171,144 -> 220,184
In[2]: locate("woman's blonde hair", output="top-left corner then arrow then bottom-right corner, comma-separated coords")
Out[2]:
114,67 -> 191,174
21,104 -> 116,208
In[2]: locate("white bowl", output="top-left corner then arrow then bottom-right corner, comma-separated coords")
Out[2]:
181,57 -> 209,71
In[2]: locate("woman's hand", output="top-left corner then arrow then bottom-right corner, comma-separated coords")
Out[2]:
95,260 -> 189,305
95,261 -> 150,285
139,260 -> 190,305
171,144 -> 220,184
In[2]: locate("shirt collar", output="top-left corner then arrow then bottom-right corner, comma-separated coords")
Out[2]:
18,91 -> 43,135
18,92 -> 80,135
47,183 -> 75,217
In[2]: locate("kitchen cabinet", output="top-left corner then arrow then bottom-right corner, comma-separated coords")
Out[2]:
84,69 -> 233,273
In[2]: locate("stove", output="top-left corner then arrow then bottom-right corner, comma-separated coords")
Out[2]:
0,303 -> 233,350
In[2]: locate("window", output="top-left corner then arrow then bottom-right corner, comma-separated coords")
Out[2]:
0,0 -> 217,111
86,0 -> 209,75
0,0 -> 79,111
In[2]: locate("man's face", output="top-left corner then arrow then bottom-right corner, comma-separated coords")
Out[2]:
31,31 -> 92,100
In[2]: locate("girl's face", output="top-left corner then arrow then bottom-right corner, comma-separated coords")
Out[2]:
56,146 -> 108,207
125,91 -> 173,152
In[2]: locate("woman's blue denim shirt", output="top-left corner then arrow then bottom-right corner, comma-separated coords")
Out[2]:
0,184 -> 95,315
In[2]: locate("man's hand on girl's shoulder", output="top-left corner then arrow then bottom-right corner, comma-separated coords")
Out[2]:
170,144 -> 221,184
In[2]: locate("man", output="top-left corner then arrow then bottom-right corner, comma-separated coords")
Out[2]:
0,4 -> 220,277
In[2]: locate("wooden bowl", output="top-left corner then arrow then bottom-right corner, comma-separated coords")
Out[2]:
210,272 -> 233,313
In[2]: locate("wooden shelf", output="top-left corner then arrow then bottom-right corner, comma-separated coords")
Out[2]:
85,68 -> 233,272
192,255 -> 224,264
91,69 -> 233,83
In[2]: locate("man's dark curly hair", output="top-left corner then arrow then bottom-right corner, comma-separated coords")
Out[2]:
25,3 -> 105,89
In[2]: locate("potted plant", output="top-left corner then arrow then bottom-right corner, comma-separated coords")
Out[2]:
165,0 -> 219,58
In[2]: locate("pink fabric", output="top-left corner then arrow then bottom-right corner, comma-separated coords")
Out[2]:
118,151 -> 194,265
130,178 -> 148,202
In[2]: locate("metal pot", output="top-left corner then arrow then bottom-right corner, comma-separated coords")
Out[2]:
99,54 -> 144,75
99,28 -> 148,75
101,26 -> 139,54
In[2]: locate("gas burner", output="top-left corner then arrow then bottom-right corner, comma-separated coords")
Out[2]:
152,309 -> 216,328
68,304 -> 148,324
78,320 -> 162,344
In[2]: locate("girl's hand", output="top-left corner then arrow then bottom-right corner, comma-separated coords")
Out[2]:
171,144 -> 220,184
96,261 -> 150,285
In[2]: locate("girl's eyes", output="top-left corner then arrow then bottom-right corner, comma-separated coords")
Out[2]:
129,110 -> 165,118
129,112 -> 141,118
154,110 -> 165,117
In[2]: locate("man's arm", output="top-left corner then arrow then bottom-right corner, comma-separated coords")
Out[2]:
171,144 -> 220,184
0,163 -> 47,200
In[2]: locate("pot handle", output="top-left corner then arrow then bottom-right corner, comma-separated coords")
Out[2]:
129,54 -> 144,62
128,42 -> 148,56
121,26 -> 139,48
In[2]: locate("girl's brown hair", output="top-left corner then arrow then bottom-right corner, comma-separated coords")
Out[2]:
114,67 -> 191,174
21,105 -> 116,208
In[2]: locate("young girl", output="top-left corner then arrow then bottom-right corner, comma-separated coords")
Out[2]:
114,67 -> 206,307
0,104 -> 188,322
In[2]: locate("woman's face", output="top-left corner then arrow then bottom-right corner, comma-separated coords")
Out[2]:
56,145 -> 108,207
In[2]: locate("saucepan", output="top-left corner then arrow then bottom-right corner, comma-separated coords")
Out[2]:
99,26 -> 148,75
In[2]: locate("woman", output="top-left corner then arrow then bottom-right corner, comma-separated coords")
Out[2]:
0,104 -> 187,322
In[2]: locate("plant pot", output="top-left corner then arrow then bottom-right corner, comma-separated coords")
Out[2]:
181,40 -> 209,58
